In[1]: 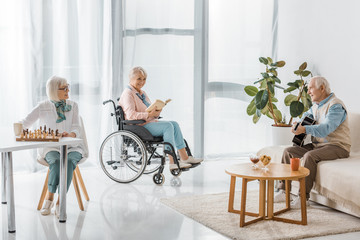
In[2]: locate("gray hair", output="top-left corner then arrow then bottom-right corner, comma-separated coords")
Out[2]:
129,66 -> 147,79
46,76 -> 68,101
310,76 -> 331,95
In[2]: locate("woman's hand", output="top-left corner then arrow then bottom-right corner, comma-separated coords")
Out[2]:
62,131 -> 76,138
148,109 -> 162,118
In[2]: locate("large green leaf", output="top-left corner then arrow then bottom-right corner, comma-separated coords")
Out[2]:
267,82 -> 274,94
260,80 -> 267,89
255,90 -> 269,110
271,76 -> 281,83
299,62 -> 307,71
294,70 -> 301,75
290,101 -> 304,117
244,86 -> 258,96
261,72 -> 269,78
253,114 -> 260,124
253,78 -> 264,84
284,86 -> 297,93
246,100 -> 256,115
267,57 -> 273,64
276,61 -> 286,67
301,70 -> 311,77
284,94 -> 297,106
259,57 -> 268,65
273,109 -> 282,122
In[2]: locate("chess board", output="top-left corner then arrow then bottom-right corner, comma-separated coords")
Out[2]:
16,136 -> 61,142
15,127 -> 61,142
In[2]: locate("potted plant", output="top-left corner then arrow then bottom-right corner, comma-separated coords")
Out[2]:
284,62 -> 313,125
244,57 -> 287,126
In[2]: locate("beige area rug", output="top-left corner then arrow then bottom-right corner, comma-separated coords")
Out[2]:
160,191 -> 360,240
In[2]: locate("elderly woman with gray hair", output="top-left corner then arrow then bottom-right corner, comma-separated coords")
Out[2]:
119,66 -> 203,171
20,76 -> 84,217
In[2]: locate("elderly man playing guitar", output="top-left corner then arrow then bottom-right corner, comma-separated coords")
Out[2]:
274,76 -> 351,208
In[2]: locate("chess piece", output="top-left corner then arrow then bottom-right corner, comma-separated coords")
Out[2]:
55,129 -> 59,137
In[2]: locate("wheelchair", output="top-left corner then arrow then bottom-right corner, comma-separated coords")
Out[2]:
99,99 -> 199,185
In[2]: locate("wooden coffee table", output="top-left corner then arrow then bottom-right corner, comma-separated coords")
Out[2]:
225,163 -> 310,227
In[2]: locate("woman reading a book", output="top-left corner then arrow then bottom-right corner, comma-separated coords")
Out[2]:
119,66 -> 203,171
20,76 -> 85,217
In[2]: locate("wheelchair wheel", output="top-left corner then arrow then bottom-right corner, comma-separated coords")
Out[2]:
99,131 -> 147,183
153,173 -> 165,185
126,147 -> 162,175
170,169 -> 181,177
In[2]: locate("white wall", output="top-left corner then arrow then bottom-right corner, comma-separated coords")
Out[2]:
277,0 -> 360,113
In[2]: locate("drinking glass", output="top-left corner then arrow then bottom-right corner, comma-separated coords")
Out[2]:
249,155 -> 260,169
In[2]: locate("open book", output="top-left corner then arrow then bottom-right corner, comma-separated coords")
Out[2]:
146,99 -> 172,112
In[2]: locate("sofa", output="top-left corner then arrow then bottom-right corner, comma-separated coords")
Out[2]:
257,113 -> 360,218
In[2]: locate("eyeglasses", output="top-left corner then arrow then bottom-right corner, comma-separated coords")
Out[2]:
58,85 -> 70,91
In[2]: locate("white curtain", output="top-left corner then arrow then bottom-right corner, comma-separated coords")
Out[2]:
0,0 -> 114,172
121,0 -> 195,149
205,0 -> 276,158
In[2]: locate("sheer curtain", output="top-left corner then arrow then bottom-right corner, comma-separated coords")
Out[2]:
205,0 -> 276,158
121,0 -> 195,149
0,0 -> 113,172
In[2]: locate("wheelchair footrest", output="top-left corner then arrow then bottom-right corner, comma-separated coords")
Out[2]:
189,163 -> 201,168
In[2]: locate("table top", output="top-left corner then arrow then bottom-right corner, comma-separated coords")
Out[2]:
225,163 -> 309,180
0,129 -> 83,152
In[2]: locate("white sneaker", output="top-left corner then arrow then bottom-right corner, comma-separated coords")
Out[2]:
55,204 -> 67,219
273,189 -> 292,203
169,162 -> 191,170
290,196 -> 310,209
181,156 -> 203,164
40,200 -> 54,216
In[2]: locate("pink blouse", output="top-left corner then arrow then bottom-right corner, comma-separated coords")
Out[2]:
118,85 -> 158,125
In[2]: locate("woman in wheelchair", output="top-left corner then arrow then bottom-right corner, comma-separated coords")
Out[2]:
119,66 -> 203,171
20,76 -> 84,217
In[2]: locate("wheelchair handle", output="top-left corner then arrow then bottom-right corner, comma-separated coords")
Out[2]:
103,99 -> 114,105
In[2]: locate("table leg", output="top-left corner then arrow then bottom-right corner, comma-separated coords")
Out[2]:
1,152 -> 6,204
259,180 -> 266,217
59,145 -> 68,222
267,180 -> 274,219
6,152 -> 15,233
285,180 -> 291,209
228,176 -> 236,212
299,177 -> 307,225
240,178 -> 248,227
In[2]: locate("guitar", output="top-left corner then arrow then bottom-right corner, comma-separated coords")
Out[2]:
292,116 -> 316,146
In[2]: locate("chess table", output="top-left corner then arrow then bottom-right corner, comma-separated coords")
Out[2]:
0,128 -> 83,233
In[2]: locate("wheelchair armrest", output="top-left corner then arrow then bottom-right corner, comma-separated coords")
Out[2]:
123,120 -> 146,125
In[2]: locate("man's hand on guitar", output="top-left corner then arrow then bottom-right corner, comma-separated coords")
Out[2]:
292,122 -> 306,135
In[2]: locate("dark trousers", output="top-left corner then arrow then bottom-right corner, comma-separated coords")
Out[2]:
278,143 -> 349,199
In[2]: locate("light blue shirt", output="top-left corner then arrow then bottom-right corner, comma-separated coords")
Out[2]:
303,93 -> 347,138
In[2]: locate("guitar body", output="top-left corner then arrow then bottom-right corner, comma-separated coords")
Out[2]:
292,116 -> 316,146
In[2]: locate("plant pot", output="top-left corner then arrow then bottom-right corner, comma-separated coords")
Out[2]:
271,124 -> 293,146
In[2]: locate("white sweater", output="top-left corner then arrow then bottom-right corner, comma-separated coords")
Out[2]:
21,100 -> 84,159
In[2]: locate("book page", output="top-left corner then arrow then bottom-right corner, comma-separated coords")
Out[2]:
146,99 -> 171,112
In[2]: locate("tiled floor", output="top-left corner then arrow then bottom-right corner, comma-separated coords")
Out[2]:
1,158 -> 360,240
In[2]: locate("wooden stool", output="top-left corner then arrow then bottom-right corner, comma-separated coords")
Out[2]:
37,166 -> 89,211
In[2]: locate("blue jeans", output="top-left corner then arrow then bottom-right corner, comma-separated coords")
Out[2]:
45,151 -> 82,193
143,121 -> 186,151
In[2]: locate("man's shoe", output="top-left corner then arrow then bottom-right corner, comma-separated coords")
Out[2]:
181,156 -> 203,164
40,200 -> 54,216
290,196 -> 310,209
169,162 -> 191,170
273,189 -> 292,203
